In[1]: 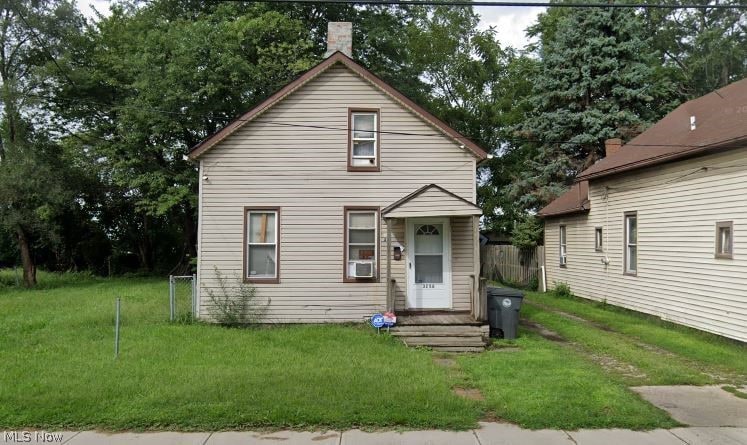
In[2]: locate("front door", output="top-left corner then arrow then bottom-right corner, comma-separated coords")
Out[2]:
406,218 -> 451,309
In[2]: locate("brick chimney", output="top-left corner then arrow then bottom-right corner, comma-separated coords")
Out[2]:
604,138 -> 622,157
324,22 -> 353,58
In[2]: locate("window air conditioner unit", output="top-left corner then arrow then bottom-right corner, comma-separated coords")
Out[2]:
560,255 -> 567,266
353,261 -> 374,278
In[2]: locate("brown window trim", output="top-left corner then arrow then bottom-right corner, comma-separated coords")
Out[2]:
343,206 -> 380,283
347,108 -> 381,172
243,206 -> 280,284
594,226 -> 604,252
715,221 -> 733,259
623,211 -> 637,277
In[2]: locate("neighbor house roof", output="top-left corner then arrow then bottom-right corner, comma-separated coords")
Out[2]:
540,77 -> 747,218
538,181 -> 589,218
382,184 -> 482,218
188,51 -> 488,161
576,77 -> 747,181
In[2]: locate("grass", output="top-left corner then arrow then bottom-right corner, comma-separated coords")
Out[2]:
524,291 -> 747,382
458,334 -> 678,430
520,304 -> 713,385
0,275 -> 477,431
2,273 -> 743,431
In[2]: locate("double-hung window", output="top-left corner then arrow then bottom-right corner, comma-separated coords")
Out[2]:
344,207 -> 378,281
559,225 -> 567,267
624,212 -> 637,275
349,109 -> 379,171
715,221 -> 733,259
244,208 -> 279,282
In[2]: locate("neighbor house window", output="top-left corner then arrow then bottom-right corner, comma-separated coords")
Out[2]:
344,207 -> 378,281
715,221 -> 733,259
595,227 -> 603,252
559,225 -> 567,267
624,212 -> 637,275
244,208 -> 279,283
348,109 -> 379,171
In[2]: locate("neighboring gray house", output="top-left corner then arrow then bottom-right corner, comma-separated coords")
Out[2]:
188,24 -> 489,347
540,78 -> 747,343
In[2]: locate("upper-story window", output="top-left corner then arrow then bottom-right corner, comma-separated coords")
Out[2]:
349,109 -> 379,172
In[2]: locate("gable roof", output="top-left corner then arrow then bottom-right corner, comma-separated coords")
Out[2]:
538,181 -> 589,218
188,51 -> 488,161
382,184 -> 482,218
576,77 -> 747,181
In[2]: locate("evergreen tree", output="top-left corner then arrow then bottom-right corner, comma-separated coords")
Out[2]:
510,7 -> 679,211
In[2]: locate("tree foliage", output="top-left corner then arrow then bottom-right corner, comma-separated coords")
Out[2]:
1,0 -> 744,279
506,7 -> 679,214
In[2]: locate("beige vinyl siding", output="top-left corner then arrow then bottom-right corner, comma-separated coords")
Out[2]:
385,187 -> 482,218
544,147 -> 747,342
198,64 -> 477,322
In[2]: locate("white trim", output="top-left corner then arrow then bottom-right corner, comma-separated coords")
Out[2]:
195,160 -> 204,318
405,217 -> 452,309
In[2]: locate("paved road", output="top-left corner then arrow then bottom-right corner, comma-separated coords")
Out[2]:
3,423 -> 746,445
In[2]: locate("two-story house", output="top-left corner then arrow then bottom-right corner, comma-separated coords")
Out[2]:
188,23 -> 490,349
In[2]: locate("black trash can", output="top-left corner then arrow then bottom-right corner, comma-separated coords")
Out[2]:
487,287 -> 525,340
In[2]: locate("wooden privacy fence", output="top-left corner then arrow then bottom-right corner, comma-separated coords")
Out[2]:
481,245 -> 545,287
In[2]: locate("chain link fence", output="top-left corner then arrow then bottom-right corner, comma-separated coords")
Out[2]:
169,275 -> 196,322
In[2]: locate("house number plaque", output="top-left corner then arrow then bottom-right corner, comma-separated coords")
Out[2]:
420,283 -> 435,288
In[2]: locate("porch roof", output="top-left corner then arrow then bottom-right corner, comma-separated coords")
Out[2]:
382,184 -> 482,219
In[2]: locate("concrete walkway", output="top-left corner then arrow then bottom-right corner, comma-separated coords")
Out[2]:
4,423 -> 747,445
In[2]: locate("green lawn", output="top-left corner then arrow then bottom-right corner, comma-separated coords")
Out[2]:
1,273 -> 743,431
0,275 -> 477,430
524,291 -> 747,381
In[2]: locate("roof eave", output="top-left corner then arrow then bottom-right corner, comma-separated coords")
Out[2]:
576,136 -> 747,182
188,51 -> 488,161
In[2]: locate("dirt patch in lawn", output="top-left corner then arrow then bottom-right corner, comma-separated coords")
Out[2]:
520,319 -> 567,343
586,351 -> 647,380
433,357 -> 458,368
453,387 -> 485,401
522,318 -> 649,381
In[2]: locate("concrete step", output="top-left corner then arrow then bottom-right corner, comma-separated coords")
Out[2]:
400,336 -> 487,347
391,330 -> 485,337
431,346 -> 486,353
391,325 -> 488,334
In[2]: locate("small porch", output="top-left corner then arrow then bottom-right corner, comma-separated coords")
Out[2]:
381,184 -> 489,351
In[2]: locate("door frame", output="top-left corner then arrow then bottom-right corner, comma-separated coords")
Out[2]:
405,217 -> 452,309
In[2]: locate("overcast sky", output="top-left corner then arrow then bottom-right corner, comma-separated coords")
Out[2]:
75,0 -> 545,50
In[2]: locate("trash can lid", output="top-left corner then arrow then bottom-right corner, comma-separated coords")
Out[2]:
487,287 -> 524,298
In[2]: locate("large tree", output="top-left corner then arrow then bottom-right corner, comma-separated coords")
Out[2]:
0,0 -> 83,286
643,0 -> 747,98
508,6 -> 679,211
52,2 -> 317,273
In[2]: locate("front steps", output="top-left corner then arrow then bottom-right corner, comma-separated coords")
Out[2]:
390,324 -> 490,352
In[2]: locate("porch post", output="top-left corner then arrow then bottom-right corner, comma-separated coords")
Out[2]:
472,214 -> 482,321
385,218 -> 393,311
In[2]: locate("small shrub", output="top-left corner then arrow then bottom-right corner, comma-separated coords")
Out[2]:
527,276 -> 539,292
553,282 -> 574,299
206,267 -> 270,327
